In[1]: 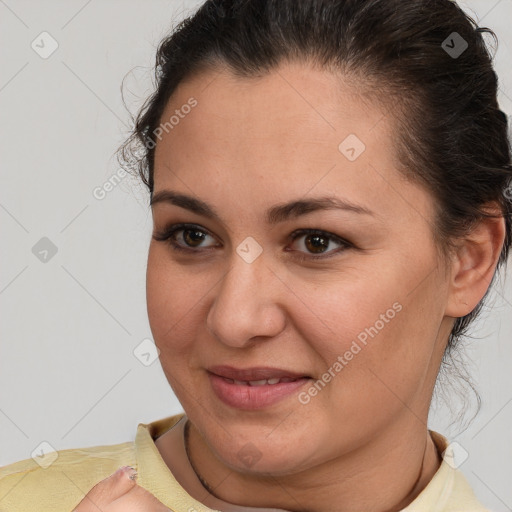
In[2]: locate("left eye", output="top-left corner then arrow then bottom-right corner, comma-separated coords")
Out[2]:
287,229 -> 351,259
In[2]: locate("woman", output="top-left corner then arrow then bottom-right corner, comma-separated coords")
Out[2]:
1,0 -> 510,510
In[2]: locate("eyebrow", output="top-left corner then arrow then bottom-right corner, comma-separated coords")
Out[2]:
150,190 -> 376,224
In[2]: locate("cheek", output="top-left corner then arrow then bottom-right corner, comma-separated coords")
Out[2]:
288,264 -> 403,360
146,246 -> 204,353
291,256 -> 443,401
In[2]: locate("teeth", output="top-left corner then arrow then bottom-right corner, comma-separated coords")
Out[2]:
220,377 -> 299,386
248,379 -> 268,386
229,377 -> 300,386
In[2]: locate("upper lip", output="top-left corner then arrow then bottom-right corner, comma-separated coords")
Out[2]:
208,365 -> 310,381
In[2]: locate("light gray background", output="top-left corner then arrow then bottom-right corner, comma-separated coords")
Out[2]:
1,0 -> 511,510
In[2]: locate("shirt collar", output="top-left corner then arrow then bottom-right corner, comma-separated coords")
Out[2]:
133,414 -> 476,512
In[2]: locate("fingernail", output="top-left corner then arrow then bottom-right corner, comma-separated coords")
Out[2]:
125,466 -> 138,481
116,466 -> 137,481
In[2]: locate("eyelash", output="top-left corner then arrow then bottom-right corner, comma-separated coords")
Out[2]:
152,223 -> 353,261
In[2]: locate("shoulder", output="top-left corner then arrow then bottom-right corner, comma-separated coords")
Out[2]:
414,430 -> 492,512
0,440 -> 136,512
447,470 -> 492,512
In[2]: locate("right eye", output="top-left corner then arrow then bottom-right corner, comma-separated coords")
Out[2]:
152,223 -> 220,253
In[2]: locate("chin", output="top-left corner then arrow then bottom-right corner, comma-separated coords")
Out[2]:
223,448 -> 314,476
209,428 -> 319,476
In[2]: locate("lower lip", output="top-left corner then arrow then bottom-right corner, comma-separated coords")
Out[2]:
208,373 -> 311,410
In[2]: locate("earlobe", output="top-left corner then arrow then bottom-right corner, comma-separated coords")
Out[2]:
445,206 -> 506,318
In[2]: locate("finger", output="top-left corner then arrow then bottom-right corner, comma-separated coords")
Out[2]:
109,484 -> 171,512
74,466 -> 138,511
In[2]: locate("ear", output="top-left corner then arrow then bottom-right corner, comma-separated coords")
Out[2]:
445,203 -> 506,318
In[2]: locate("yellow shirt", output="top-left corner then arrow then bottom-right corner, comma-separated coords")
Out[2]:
0,413 -> 490,512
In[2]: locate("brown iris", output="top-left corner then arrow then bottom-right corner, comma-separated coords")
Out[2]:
183,229 -> 206,247
304,234 -> 329,254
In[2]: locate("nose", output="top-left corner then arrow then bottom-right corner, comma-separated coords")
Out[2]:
206,251 -> 287,348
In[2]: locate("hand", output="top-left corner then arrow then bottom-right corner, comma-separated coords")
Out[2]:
73,466 -> 170,511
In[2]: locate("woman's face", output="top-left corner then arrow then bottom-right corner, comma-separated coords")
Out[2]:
146,61 -> 455,474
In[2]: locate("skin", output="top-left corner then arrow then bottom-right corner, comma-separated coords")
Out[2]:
74,466 -> 169,511
94,61 -> 505,512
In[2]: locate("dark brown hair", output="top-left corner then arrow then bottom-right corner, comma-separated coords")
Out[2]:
118,0 -> 512,421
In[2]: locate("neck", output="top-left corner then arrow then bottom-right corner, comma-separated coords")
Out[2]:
184,419 -> 442,512
184,419 -> 223,499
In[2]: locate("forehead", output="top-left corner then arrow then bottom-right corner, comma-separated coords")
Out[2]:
152,61 -> 432,225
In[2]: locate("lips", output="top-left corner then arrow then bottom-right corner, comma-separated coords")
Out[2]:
206,365 -> 312,409
207,365 -> 310,382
